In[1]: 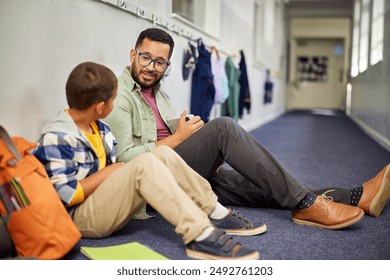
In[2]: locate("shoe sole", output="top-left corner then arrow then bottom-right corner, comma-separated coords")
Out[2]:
186,249 -> 260,260
370,164 -> 390,217
291,209 -> 364,229
224,224 -> 267,236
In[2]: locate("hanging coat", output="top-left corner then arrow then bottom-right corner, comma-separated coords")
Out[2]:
190,39 -> 215,122
182,42 -> 197,81
222,56 -> 240,121
211,55 -> 229,104
238,50 -> 251,118
264,69 -> 273,104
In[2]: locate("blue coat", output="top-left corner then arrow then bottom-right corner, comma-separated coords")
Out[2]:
190,39 -> 215,122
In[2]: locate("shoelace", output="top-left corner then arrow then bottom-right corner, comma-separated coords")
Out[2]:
231,210 -> 254,228
318,189 -> 335,206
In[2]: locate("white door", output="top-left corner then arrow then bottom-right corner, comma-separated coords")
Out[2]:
287,38 -> 346,110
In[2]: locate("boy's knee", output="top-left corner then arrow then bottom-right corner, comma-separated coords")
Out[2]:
125,153 -> 156,170
152,145 -> 176,159
155,145 -> 173,153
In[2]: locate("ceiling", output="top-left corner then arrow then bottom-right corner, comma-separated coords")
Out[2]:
285,0 -> 354,18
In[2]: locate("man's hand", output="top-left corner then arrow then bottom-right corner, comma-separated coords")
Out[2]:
175,109 -> 204,139
156,109 -> 204,148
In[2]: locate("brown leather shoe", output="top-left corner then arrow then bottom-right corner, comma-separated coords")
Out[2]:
358,164 -> 390,217
292,191 -> 364,229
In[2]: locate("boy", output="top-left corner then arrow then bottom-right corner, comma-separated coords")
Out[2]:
33,61 -> 264,260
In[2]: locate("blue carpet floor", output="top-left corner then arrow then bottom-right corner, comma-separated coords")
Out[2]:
64,110 -> 390,260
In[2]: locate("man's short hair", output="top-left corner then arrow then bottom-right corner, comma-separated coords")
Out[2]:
66,62 -> 117,110
135,28 -> 175,59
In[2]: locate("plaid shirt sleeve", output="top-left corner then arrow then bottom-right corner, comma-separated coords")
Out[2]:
97,119 -> 117,164
33,132 -> 93,207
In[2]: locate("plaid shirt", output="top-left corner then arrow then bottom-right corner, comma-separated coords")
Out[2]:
33,110 -> 117,214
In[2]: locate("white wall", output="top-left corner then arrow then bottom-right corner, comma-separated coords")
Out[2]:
349,1 -> 390,151
0,0 -> 287,141
219,0 -> 287,130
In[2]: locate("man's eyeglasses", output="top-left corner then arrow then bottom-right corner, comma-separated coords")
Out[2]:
135,49 -> 170,72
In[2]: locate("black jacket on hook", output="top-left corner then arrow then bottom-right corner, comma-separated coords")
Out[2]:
190,39 -> 215,122
238,50 -> 251,118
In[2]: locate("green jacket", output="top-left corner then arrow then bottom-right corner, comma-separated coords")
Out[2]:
105,67 -> 177,162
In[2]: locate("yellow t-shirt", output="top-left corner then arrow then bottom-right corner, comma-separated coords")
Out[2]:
69,119 -> 107,206
82,121 -> 107,170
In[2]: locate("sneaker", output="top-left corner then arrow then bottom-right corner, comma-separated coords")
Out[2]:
292,191 -> 364,229
210,209 -> 267,236
186,229 -> 260,260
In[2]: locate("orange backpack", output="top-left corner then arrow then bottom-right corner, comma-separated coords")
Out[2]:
0,126 -> 81,259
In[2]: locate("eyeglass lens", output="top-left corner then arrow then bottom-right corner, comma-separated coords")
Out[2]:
137,51 -> 168,72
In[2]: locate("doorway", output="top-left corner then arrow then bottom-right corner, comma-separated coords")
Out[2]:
287,38 -> 346,111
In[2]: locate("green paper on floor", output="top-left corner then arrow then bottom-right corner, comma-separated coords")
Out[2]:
80,242 -> 169,260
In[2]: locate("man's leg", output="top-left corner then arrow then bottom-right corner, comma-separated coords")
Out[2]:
174,117 -> 307,209
174,117 -> 365,230
210,167 -> 352,207
210,167 -> 288,208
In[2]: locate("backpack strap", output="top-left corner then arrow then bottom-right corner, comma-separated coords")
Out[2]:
0,126 -> 22,163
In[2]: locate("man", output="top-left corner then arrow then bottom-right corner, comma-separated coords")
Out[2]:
105,28 -> 390,230
33,61 -> 263,260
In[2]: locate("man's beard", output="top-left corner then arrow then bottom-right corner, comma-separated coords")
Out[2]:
130,64 -> 163,89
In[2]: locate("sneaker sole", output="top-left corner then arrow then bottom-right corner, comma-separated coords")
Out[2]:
291,209 -> 364,229
224,224 -> 267,236
370,164 -> 390,217
186,249 -> 260,260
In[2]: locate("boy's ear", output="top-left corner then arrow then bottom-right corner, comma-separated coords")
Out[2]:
95,101 -> 105,116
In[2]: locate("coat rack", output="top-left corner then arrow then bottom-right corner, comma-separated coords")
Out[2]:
99,0 -> 195,41
98,0 -> 267,69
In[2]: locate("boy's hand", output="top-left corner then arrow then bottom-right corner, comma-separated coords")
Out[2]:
80,162 -> 125,198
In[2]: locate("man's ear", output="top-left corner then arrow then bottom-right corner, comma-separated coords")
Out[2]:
95,101 -> 105,116
130,49 -> 136,64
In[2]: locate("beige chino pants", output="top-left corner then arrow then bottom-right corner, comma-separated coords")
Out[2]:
72,146 -> 217,244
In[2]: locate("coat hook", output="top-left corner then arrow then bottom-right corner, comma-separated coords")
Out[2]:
118,0 -> 126,9
137,7 -> 147,18
153,15 -> 162,25
167,22 -> 175,31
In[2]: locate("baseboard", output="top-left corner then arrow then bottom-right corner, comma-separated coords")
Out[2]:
239,111 -> 284,132
349,114 -> 390,152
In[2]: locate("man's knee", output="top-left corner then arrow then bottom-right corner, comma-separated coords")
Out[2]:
208,117 -> 238,133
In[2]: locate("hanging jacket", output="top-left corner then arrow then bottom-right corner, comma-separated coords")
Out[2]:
182,42 -> 197,81
190,39 -> 215,122
222,56 -> 240,121
238,50 -> 251,118
264,69 -> 274,104
211,55 -> 229,104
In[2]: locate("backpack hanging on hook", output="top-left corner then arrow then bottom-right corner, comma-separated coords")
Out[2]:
264,69 -> 273,104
